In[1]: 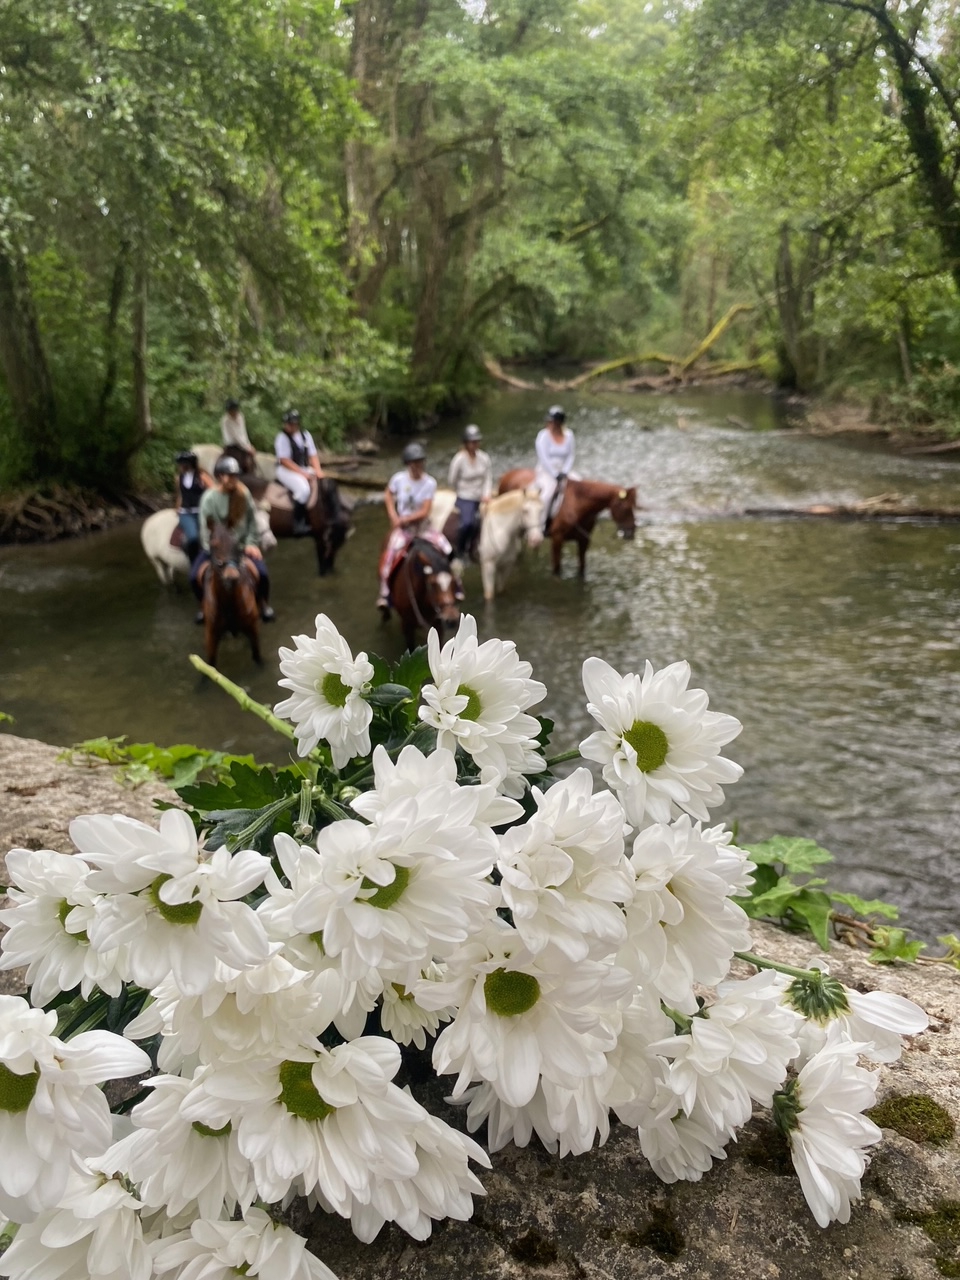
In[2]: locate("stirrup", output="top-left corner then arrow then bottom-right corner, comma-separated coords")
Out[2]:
376,595 -> 391,619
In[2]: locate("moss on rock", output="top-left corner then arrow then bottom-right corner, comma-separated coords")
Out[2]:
869,1094 -> 956,1146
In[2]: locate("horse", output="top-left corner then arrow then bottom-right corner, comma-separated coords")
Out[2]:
191,443 -> 276,478
498,469 -> 636,578
240,471 -> 352,577
477,487 -> 544,600
389,537 -> 461,650
141,507 -> 276,586
200,522 -> 263,667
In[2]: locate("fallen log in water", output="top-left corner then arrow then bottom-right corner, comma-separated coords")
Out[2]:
742,502 -> 960,521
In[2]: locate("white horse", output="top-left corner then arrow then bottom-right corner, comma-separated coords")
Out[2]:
141,507 -> 277,585
477,487 -> 543,600
190,443 -> 275,477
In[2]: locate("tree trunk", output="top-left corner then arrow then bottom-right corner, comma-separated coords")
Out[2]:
131,260 -> 152,443
0,243 -> 58,479
774,223 -> 820,390
96,243 -> 128,431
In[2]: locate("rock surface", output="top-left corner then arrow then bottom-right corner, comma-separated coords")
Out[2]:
1,732 -> 958,1278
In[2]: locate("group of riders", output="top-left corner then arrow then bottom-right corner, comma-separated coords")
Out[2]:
175,401 -> 576,622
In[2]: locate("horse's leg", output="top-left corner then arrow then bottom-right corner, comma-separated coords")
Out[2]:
204,613 -> 220,668
481,555 -> 496,601
577,534 -> 588,578
551,531 -> 563,576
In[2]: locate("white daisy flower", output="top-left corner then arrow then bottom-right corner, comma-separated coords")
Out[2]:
497,769 -> 634,963
74,810 -> 272,997
122,958 -> 344,1073
619,816 -> 753,1013
289,794 -> 499,986
600,988 -> 673,1127
783,965 -> 929,1064
1,1159 -> 151,1280
579,657 -> 742,827
418,614 -> 547,796
419,921 -> 630,1109
0,848 -> 125,1004
463,1073 -> 612,1159
275,613 -> 375,767
186,1038 -> 436,1215
152,1208 -> 337,1280
103,1069 -> 255,1219
380,966 -> 455,1050
350,743 -> 524,829
0,996 -> 150,1222
650,971 -> 801,1133
777,1028 -> 882,1227
636,1092 -> 729,1183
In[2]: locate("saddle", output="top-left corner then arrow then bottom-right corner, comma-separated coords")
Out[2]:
169,525 -> 186,550
545,475 -> 568,532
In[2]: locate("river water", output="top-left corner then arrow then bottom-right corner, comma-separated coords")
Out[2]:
2,388 -> 959,939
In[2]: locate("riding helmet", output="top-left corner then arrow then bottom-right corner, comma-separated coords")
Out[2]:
402,442 -> 427,464
225,398 -> 240,412
463,424 -> 482,443
282,409 -> 301,425
214,455 -> 242,477
175,449 -> 198,465
547,405 -> 566,422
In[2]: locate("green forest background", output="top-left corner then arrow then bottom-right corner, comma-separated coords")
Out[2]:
2,0 -> 959,492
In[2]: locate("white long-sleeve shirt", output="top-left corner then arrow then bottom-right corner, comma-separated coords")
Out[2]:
535,426 -> 575,477
448,449 -> 493,502
221,412 -> 252,450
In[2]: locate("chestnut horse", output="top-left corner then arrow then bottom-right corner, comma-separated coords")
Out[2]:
243,472 -> 352,577
202,522 -> 262,667
389,538 -> 461,650
498,469 -> 636,578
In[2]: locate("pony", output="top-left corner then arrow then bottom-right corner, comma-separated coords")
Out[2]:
200,521 -> 262,667
141,507 -> 276,586
389,537 -> 461,650
498,469 -> 636,578
477,487 -> 544,600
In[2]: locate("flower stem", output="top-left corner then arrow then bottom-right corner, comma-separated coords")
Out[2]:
189,655 -> 299,744
734,950 -> 822,981
545,748 -> 581,767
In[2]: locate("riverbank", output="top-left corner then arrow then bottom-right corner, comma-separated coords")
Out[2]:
1,730 -> 959,1278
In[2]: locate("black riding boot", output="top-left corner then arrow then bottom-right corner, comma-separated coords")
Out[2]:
292,501 -> 311,537
258,578 -> 275,623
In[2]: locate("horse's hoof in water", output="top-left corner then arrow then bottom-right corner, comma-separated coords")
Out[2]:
261,606 -> 276,622
194,610 -> 205,625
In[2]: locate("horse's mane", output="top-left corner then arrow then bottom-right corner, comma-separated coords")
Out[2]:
227,484 -> 249,530
407,537 -> 451,573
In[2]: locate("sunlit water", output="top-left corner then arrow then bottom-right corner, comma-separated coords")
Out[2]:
3,387 -> 959,939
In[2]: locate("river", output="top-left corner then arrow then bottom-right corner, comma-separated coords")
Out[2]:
2,387 -> 959,940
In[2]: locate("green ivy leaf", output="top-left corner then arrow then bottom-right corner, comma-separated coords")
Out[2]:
936,934 -> 960,970
177,761 -> 300,813
786,888 -> 834,950
742,836 -> 835,873
366,683 -> 413,708
535,716 -> 555,753
745,874 -> 828,919
829,891 -> 899,921
868,927 -> 927,965
393,647 -> 432,704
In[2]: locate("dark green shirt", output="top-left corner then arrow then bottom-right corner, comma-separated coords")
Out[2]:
198,486 -> 260,551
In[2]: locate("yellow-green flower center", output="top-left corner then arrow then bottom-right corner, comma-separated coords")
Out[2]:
191,1120 -> 232,1138
622,720 -> 669,773
149,874 -> 203,926
278,1060 -> 337,1122
309,930 -> 325,952
0,1062 -> 40,1114
319,671 -> 351,708
360,864 -> 410,910
57,899 -> 89,943
456,684 -> 483,721
484,968 -> 541,1017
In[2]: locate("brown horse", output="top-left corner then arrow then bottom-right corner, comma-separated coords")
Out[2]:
498,469 -> 636,578
202,522 -> 262,667
244,473 -> 352,576
389,538 -> 461,650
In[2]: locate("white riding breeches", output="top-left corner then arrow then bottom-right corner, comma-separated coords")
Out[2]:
277,468 -> 312,505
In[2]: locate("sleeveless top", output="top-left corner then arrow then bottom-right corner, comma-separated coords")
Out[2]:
178,470 -> 205,513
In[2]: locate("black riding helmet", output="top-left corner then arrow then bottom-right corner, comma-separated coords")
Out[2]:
175,449 -> 198,466
547,405 -> 566,423
282,409 -> 301,425
225,398 -> 240,412
402,442 -> 427,464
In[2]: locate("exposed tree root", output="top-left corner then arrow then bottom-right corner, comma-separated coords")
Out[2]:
0,484 -> 159,545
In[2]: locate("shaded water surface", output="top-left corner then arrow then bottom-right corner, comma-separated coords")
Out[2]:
3,388 -> 959,938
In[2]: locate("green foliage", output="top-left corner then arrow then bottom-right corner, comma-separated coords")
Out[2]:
60,737 -> 255,789
867,1094 -> 956,1147
868,927 -> 927,965
737,835 -> 909,954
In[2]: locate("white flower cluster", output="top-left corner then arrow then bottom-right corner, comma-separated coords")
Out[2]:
0,616 -> 928,1278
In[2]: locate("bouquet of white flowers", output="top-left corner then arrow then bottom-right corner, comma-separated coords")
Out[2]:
0,614 -> 928,1279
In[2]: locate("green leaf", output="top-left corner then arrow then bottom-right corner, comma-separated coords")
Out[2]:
177,761 -> 299,813
829,891 -> 899,921
393,647 -> 432,704
742,836 -> 835,873
366,683 -> 413,708
745,874 -> 827,919
59,735 -> 129,765
367,653 -> 392,688
535,716 -> 555,753
936,934 -> 960,970
786,889 -> 834,950
868,928 -> 927,965
0,711 -> 15,725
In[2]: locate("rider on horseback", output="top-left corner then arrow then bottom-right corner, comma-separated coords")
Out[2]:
174,449 -> 212,562
275,409 -> 324,536
191,456 -> 275,623
535,405 -> 577,532
377,442 -> 463,616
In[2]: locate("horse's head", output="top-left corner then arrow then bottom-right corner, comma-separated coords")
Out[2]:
610,486 -> 637,540
422,561 -> 461,633
521,486 -> 545,548
208,521 -> 243,586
